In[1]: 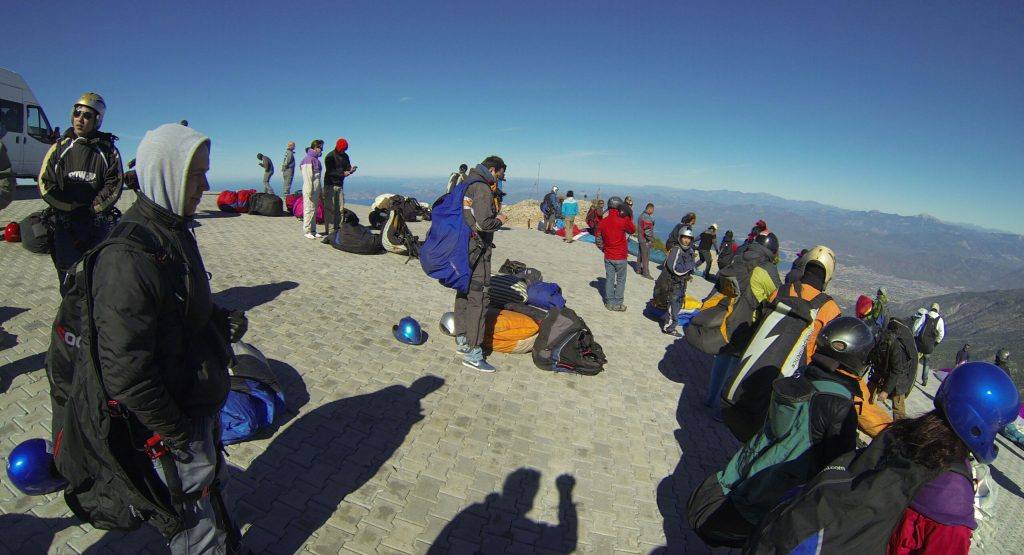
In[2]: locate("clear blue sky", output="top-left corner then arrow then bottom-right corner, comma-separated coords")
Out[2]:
7,1 -> 1023,232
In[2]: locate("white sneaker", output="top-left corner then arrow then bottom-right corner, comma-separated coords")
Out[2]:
315,233 -> 326,239
305,233 -> 316,239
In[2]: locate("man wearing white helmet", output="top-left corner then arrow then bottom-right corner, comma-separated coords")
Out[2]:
912,302 -> 945,386
38,92 -> 123,295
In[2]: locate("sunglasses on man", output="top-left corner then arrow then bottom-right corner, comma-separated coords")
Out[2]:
73,109 -> 96,121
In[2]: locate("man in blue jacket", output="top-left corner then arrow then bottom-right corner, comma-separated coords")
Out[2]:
561,190 -> 579,242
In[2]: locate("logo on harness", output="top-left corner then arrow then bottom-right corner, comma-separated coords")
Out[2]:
56,325 -> 82,349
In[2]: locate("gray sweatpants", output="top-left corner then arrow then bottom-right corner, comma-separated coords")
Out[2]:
454,243 -> 492,347
281,170 -> 294,196
637,240 -> 652,276
323,185 -> 345,234
152,415 -> 235,554
262,171 -> 274,194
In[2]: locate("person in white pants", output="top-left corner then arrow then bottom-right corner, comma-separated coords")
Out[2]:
300,140 -> 324,238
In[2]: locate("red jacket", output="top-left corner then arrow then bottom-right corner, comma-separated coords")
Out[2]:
887,507 -> 972,555
596,209 -> 636,261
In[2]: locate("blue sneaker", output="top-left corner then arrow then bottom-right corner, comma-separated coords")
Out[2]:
455,335 -> 470,354
463,357 -> 496,373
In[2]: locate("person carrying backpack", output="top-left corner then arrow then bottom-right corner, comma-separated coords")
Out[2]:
446,163 -> 468,194
51,124 -> 245,553
717,229 -> 737,269
256,152 -> 274,194
745,362 -> 1019,554
585,199 -> 604,234
913,302 -> 945,386
721,245 -> 841,442
453,156 -> 508,372
560,190 -> 579,243
596,196 -> 636,311
702,232 -> 783,412
867,316 -> 918,420
38,92 -> 124,296
688,317 -> 874,548
659,226 -> 698,336
541,186 -> 560,234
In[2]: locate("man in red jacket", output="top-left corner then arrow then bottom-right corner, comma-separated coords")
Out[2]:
596,196 -> 636,311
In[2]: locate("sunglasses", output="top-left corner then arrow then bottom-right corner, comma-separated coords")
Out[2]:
73,109 -> 96,121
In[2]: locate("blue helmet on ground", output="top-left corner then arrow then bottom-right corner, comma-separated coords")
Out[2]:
6,438 -> 68,495
393,316 -> 426,345
935,362 -> 1020,464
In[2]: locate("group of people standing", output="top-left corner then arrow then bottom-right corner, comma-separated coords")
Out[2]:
257,138 -> 358,240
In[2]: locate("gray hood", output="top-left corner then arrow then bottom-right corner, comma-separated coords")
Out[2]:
136,123 -> 211,216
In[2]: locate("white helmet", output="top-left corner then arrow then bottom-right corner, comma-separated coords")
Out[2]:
680,227 -> 694,239
710,223 -> 718,230
439,312 -> 457,336
552,185 -> 558,192
801,245 -> 837,288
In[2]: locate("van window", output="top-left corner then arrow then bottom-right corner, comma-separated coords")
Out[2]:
26,105 -> 54,142
0,99 -> 24,133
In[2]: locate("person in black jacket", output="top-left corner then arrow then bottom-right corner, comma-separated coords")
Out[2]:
38,92 -> 123,295
696,224 -> 717,278
89,123 -> 245,552
717,229 -> 737,269
867,317 -> 918,420
323,137 -> 356,236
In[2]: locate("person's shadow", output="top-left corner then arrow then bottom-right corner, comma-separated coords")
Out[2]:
428,468 -> 577,554
0,306 -> 30,352
1,351 -> 45,395
589,278 -> 608,303
0,514 -> 80,555
653,339 -> 741,554
230,375 -> 444,553
213,281 -> 299,312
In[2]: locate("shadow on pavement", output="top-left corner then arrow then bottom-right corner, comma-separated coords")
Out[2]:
0,351 -> 45,395
213,281 -> 299,312
990,464 -> 1024,501
231,375 -> 444,553
589,278 -> 607,303
653,338 -> 740,554
0,514 -> 80,555
195,209 -> 241,219
0,306 -> 30,352
427,468 -> 577,554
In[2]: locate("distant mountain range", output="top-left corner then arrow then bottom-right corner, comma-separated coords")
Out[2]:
890,288 -> 1024,370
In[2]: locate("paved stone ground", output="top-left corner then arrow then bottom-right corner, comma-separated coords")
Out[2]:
1,191 -> 1022,554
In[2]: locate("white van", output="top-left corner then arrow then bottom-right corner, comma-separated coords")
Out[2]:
1,67 -> 58,179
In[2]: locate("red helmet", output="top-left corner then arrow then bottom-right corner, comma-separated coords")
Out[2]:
855,294 -> 874,319
3,222 -> 20,243
335,138 -> 348,152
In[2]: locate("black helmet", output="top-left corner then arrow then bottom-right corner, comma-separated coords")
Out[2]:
754,232 -> 779,254
607,196 -> 624,210
815,317 -> 876,376
996,349 -> 1011,365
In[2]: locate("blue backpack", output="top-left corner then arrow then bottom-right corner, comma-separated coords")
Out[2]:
420,180 -> 473,292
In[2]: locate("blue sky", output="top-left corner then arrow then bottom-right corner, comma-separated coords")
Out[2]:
7,1 -> 1023,232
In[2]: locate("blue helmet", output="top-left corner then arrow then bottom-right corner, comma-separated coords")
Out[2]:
935,362 -> 1020,464
392,316 -> 426,345
6,438 -> 68,495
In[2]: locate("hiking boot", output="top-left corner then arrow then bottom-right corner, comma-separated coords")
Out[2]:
455,335 -> 470,354
615,305 -> 628,312
662,326 -> 681,337
463,357 -> 497,373
304,233 -> 316,240
605,303 -> 617,311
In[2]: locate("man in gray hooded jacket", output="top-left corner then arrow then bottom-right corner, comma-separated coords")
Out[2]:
87,123 -> 244,552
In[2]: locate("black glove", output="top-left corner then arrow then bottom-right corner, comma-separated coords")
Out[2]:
227,310 -> 248,343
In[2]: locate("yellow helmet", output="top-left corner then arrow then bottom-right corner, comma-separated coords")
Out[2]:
802,245 -> 836,287
72,92 -> 106,128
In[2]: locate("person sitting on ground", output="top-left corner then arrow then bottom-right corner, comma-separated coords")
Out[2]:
688,317 -> 874,548
80,123 -> 246,552
717,229 -> 737,269
745,219 -> 768,244
596,196 -> 636,312
748,362 -> 1018,554
913,302 -> 946,386
541,186 -> 560,234
955,343 -> 971,366
660,226 -> 698,336
585,199 -> 604,234
446,163 -> 468,194
257,152 -> 274,194
636,203 -> 656,278
560,190 -> 579,243
300,139 -> 324,239
697,224 -> 718,278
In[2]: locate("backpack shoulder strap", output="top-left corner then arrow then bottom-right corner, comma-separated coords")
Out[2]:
810,379 -> 853,399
